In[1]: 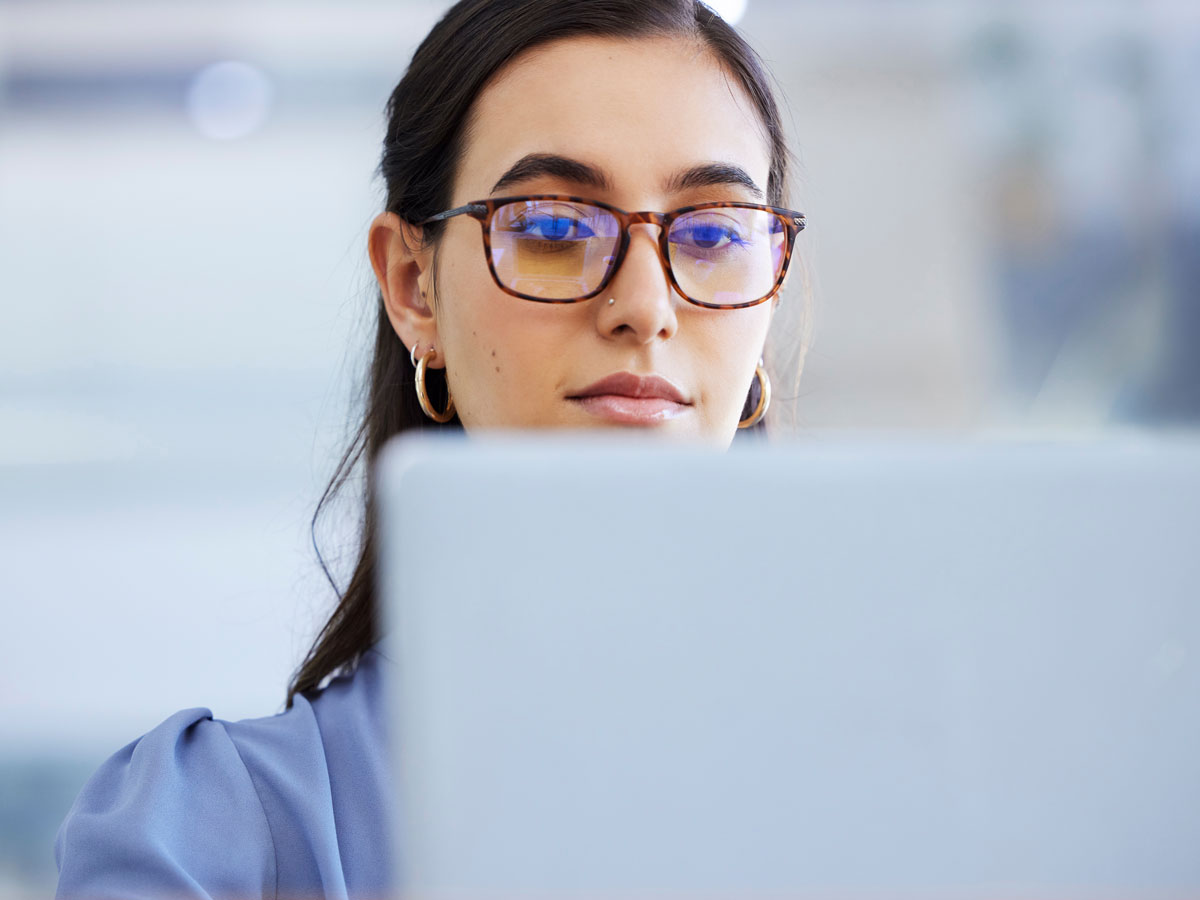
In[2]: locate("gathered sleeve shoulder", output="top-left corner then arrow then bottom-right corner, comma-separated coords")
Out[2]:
55,656 -> 383,900
55,707 -> 277,899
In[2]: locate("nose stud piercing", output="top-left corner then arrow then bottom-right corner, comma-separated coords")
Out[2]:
607,297 -> 615,306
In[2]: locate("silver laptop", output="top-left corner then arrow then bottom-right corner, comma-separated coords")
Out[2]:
377,434 -> 1200,899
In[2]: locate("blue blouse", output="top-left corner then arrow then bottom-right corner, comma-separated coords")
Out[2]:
55,648 -> 392,899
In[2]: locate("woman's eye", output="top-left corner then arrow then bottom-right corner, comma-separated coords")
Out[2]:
513,215 -> 596,240
681,224 -> 731,248
672,221 -> 745,251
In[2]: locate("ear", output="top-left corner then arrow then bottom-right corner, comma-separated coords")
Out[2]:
368,212 -> 443,368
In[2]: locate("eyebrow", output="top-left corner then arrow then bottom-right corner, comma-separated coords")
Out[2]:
491,154 -> 611,194
490,153 -> 764,202
665,163 -> 764,201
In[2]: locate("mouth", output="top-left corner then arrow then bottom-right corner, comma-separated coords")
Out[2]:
567,372 -> 692,425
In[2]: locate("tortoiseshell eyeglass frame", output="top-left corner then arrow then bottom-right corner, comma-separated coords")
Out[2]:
417,194 -> 807,310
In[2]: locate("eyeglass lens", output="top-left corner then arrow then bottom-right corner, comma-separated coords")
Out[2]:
488,200 -> 787,305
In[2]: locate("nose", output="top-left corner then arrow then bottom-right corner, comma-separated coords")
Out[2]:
596,223 -> 678,344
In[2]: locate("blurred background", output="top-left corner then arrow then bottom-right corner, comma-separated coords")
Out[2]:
1,0 -> 1197,893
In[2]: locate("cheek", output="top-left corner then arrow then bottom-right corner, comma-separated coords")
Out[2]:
686,306 -> 774,432
694,307 -> 773,388
440,294 -> 516,420
436,259 -> 576,426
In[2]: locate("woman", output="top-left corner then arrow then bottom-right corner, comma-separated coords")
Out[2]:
55,0 -> 806,896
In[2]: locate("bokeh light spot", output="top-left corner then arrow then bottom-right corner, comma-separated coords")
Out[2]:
186,61 -> 273,141
705,0 -> 748,25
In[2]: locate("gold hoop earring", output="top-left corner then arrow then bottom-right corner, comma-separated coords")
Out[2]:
737,361 -> 771,429
414,347 -> 456,423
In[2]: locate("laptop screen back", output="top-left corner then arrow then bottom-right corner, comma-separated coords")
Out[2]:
377,435 -> 1200,899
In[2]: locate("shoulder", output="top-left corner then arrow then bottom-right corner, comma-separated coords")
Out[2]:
55,707 -> 277,899
56,649 -> 391,900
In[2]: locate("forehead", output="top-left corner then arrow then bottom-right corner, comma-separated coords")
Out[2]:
454,34 -> 771,204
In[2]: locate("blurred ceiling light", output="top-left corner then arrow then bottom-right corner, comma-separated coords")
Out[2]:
705,0 -> 748,25
186,61 -> 273,141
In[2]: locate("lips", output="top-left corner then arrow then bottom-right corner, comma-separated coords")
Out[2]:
567,372 -> 691,425
571,372 -> 688,403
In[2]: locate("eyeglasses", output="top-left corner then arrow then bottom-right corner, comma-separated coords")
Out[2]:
418,194 -> 806,309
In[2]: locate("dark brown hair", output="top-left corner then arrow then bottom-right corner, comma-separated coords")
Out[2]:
287,0 -> 795,705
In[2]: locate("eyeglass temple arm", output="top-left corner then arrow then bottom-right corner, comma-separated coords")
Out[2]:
417,203 -> 489,226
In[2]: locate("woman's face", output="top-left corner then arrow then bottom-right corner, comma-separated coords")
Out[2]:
374,35 -> 778,446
